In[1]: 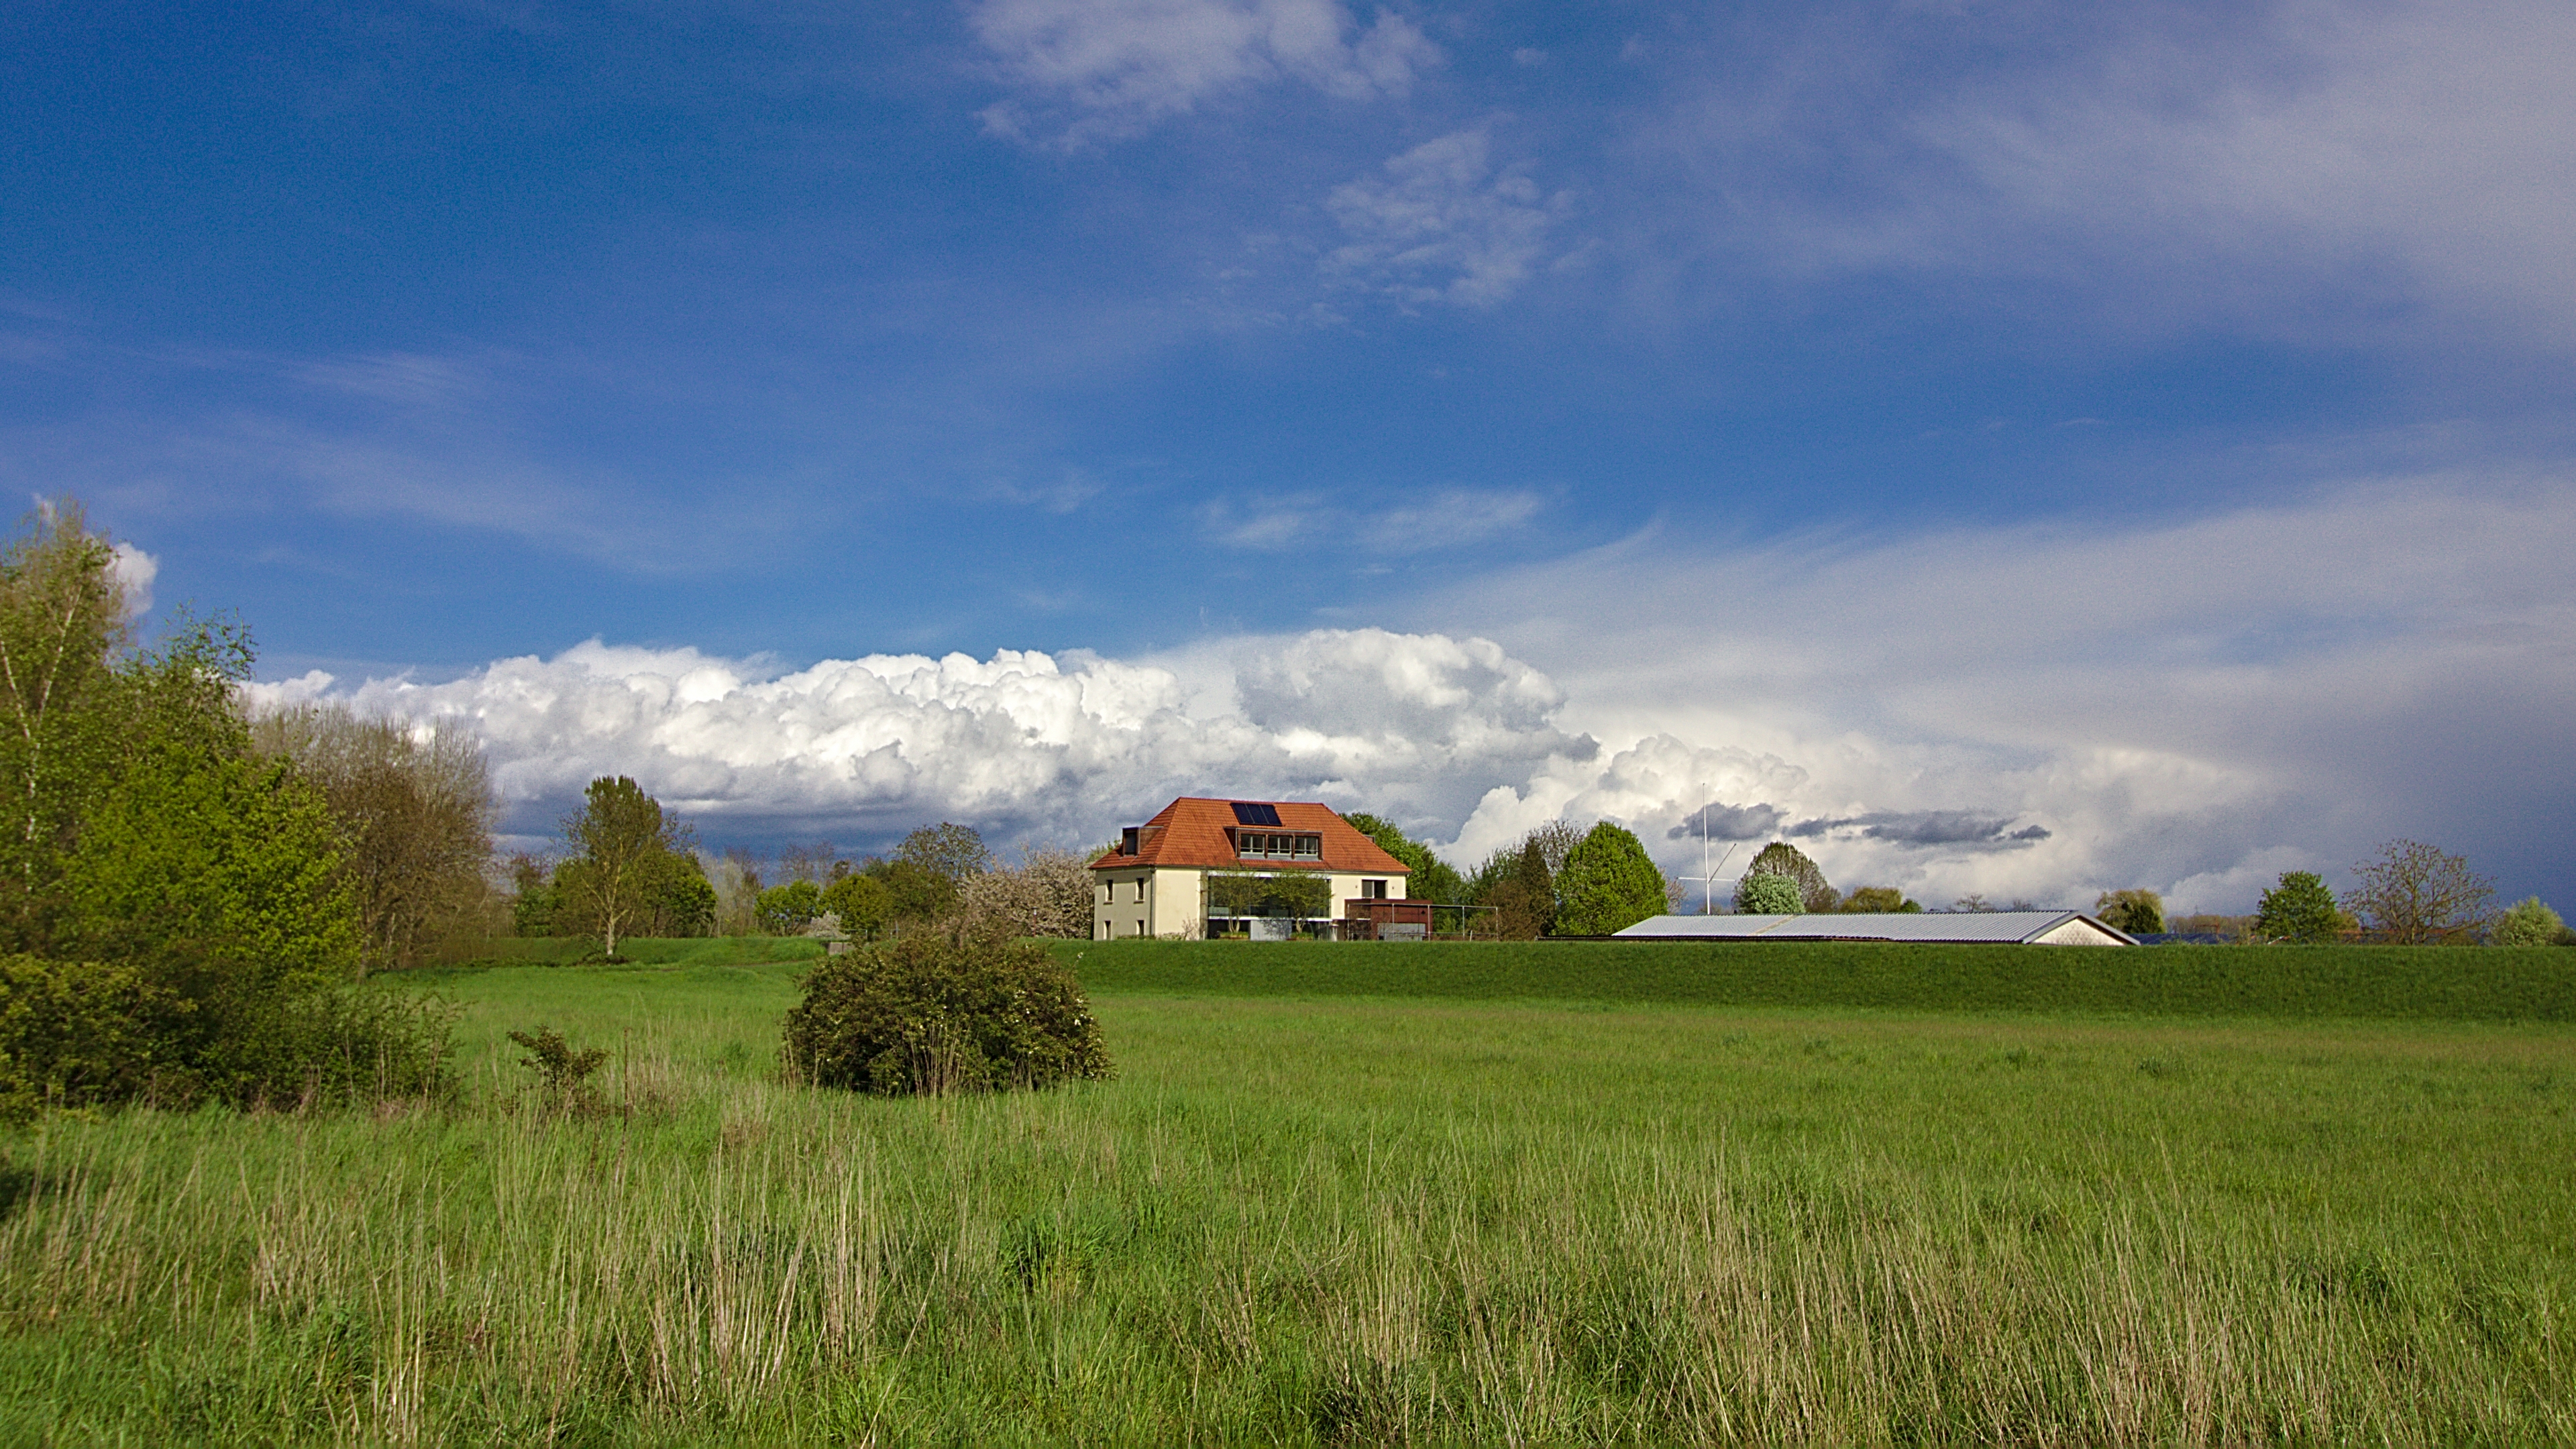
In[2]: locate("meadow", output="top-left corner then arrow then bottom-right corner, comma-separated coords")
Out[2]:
0,941 -> 2571,1444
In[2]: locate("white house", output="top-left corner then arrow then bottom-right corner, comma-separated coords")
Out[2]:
1090,797 -> 1413,940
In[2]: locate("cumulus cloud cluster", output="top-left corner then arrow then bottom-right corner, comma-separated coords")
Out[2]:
246,471 -> 2575,914
972,0 -> 1438,144
247,629 -> 1592,860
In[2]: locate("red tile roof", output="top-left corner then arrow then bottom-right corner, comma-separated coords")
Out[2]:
1089,798 -> 1412,875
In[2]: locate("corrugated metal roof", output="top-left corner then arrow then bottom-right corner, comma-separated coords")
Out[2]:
1612,911 -> 2135,945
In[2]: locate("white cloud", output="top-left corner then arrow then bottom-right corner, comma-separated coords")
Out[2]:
108,541 -> 156,618
972,0 -> 1439,144
1424,470 -> 2576,910
1201,484 -> 1543,551
1324,129 -> 1574,307
250,474 -> 2576,912
246,628 -> 1591,855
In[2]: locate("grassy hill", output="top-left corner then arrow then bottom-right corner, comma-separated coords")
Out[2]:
1054,937 -> 2576,1020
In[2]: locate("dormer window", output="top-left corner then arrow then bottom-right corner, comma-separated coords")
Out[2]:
1235,830 -> 1322,861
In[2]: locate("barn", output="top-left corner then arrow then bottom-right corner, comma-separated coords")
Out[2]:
1613,910 -> 2137,947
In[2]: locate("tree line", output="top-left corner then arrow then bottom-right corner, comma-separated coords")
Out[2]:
510,791 -> 1099,957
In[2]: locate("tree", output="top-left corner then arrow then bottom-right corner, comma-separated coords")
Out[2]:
1554,822 -> 1671,935
1478,839 -> 1556,939
869,857 -> 960,924
508,853 -> 556,937
822,871 -> 896,941
757,878 -> 823,933
1736,841 -> 1834,913
956,847 -> 1095,938
1342,812 -> 1467,908
250,702 -> 496,970
559,776 -> 688,959
1837,886 -> 1921,913
2491,897 -> 2566,948
2093,889 -> 2166,937
0,500 -> 131,951
2347,839 -> 2494,945
2255,871 -> 2344,944
1738,875 -> 1804,914
637,849 -> 716,936
894,822 -> 992,889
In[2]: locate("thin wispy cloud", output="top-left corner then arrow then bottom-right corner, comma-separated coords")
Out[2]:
1201,484 -> 1544,552
1322,129 -> 1575,308
971,0 -> 1439,145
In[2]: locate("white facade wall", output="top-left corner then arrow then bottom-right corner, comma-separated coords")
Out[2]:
1091,866 -> 1409,939
2029,916 -> 2131,947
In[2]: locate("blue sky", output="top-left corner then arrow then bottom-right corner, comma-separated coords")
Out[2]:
7,0 -> 2572,911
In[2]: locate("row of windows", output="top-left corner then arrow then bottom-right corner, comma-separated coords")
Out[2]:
1236,832 -> 1323,859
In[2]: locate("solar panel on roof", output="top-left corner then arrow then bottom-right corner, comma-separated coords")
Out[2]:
1230,802 -> 1283,826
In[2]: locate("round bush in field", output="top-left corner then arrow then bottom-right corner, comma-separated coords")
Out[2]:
782,928 -> 1111,1095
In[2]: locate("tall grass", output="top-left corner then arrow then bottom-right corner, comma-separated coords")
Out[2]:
0,965 -> 2570,1444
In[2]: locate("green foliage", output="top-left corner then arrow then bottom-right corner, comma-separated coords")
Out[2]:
638,850 -> 716,936
0,956 -> 180,1122
2258,871 -> 2346,944
2094,889 -> 2166,936
1341,812 -> 1466,904
1479,839 -> 1557,939
867,857 -> 960,923
1737,875 -> 1805,914
1736,841 -> 1835,912
507,853 -> 556,937
248,704 -> 496,970
782,927 -> 1110,1095
2491,897 -> 2565,948
1553,822 -> 1670,935
756,878 -> 823,934
893,822 -> 993,888
59,743 -> 359,991
506,1026 -> 608,1114
557,777 -> 696,957
0,504 -> 453,1114
820,871 -> 896,941
1837,886 -> 1922,914
0,502 -> 131,949
1207,871 -> 1332,920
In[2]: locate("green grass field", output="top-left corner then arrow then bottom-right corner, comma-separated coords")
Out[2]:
2,939 -> 2572,1444
1058,937 -> 2576,1020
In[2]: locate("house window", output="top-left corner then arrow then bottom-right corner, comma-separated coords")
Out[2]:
1236,832 -> 1323,860
1362,879 -> 1389,900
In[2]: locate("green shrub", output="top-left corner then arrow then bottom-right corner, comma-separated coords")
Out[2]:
508,1026 -> 609,1115
0,952 -> 451,1115
2094,889 -> 2165,936
1554,822 -> 1670,936
782,927 -> 1110,1095
756,878 -> 822,934
2492,897 -> 2565,948
1737,875 -> 1804,914
2257,871 -> 2345,943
